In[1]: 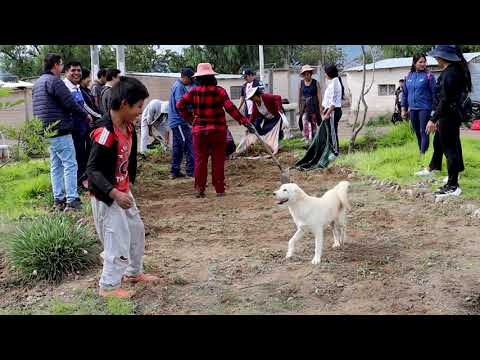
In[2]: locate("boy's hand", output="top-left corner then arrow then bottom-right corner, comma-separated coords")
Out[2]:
110,189 -> 133,209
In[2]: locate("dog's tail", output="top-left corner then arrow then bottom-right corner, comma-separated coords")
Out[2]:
335,181 -> 351,211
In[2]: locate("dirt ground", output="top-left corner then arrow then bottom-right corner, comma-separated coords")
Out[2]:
2,144 -> 480,314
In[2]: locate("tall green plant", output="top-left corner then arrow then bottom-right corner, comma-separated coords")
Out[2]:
0,118 -> 58,161
7,214 -> 98,283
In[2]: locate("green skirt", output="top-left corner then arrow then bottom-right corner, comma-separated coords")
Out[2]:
295,120 -> 336,171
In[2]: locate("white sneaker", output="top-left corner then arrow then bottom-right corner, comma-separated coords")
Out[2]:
415,168 -> 433,176
435,185 -> 462,198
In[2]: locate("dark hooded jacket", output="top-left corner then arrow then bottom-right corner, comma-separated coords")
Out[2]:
86,113 -> 138,205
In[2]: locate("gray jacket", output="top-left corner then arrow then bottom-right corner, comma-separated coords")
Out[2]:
32,72 -> 87,137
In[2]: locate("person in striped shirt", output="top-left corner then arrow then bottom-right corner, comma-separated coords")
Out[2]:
176,63 -> 251,198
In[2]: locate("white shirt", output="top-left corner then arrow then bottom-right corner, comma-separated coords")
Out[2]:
142,99 -> 168,126
322,77 -> 342,109
257,100 -> 275,119
245,81 -> 254,115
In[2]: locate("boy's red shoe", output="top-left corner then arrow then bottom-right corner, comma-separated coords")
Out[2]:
99,288 -> 132,299
122,273 -> 159,284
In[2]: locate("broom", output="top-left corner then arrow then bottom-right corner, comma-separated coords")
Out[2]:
247,124 -> 290,184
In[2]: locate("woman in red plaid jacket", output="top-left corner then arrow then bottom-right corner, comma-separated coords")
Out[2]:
177,63 -> 251,198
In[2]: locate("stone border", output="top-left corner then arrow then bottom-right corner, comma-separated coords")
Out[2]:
332,166 -> 480,221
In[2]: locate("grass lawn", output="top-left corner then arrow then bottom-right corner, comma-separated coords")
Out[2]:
281,121 -> 479,200
0,159 -> 52,220
0,289 -> 135,315
336,122 -> 480,200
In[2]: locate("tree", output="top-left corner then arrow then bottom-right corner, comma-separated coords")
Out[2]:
381,45 -> 480,58
182,45 -> 259,74
381,45 -> 433,58
125,45 -> 162,72
0,45 -> 39,78
297,45 -> 344,68
348,45 -> 376,153
154,49 -> 187,72
0,45 -> 165,78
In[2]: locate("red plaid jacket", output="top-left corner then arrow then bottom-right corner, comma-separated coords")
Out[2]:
176,85 -> 249,134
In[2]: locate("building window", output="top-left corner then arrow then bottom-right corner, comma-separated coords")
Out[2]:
378,84 -> 396,96
230,86 -> 243,100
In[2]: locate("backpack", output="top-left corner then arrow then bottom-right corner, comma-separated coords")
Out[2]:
456,91 -> 473,123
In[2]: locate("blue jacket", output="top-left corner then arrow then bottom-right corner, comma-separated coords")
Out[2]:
400,71 -> 436,111
168,79 -> 190,128
32,72 -> 87,137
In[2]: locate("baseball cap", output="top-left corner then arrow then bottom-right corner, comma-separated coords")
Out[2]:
181,68 -> 195,78
241,68 -> 255,78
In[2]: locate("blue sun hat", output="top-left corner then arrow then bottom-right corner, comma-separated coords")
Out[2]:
428,45 -> 461,62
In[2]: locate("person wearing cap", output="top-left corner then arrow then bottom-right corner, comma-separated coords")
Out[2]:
176,63 -> 250,198
235,86 -> 284,155
425,45 -> 471,198
238,69 -> 264,118
298,64 -> 322,144
168,68 -> 195,179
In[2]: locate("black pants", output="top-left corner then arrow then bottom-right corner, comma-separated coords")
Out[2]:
438,119 -> 464,187
72,131 -> 90,186
428,130 -> 443,171
325,107 -> 342,155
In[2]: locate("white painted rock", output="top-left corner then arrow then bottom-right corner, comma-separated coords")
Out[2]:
462,204 -> 477,215
473,209 -> 480,219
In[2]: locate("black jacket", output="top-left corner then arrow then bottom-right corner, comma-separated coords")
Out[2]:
431,63 -> 466,124
86,113 -> 138,206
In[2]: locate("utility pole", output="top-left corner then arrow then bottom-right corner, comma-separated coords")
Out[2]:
90,45 -> 100,82
259,45 -> 264,82
116,45 -> 126,74
318,45 -> 326,98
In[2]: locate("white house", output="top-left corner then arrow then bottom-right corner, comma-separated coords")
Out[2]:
344,53 -> 480,119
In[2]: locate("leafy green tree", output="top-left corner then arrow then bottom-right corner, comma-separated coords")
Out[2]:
125,45 -> 162,72
0,45 -> 39,78
381,45 -> 480,58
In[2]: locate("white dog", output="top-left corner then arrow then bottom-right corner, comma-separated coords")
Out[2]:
273,181 -> 351,265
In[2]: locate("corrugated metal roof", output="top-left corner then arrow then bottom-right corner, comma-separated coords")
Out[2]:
127,71 -> 242,79
0,80 -> 34,89
344,52 -> 480,72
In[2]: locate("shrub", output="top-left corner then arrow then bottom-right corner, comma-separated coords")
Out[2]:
376,121 -> 416,148
366,113 -> 392,128
7,214 -> 98,283
0,117 -> 58,160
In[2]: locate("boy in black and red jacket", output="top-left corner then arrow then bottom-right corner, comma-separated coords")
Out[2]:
86,76 -> 159,299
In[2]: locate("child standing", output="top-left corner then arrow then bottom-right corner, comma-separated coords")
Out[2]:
86,76 -> 159,299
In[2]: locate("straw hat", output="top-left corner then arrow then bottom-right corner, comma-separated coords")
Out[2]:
300,64 -> 316,75
193,63 -> 218,77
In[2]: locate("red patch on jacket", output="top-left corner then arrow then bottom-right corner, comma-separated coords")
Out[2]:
91,127 -> 115,147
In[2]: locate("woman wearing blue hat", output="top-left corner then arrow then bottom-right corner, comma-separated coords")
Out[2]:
425,45 -> 472,198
